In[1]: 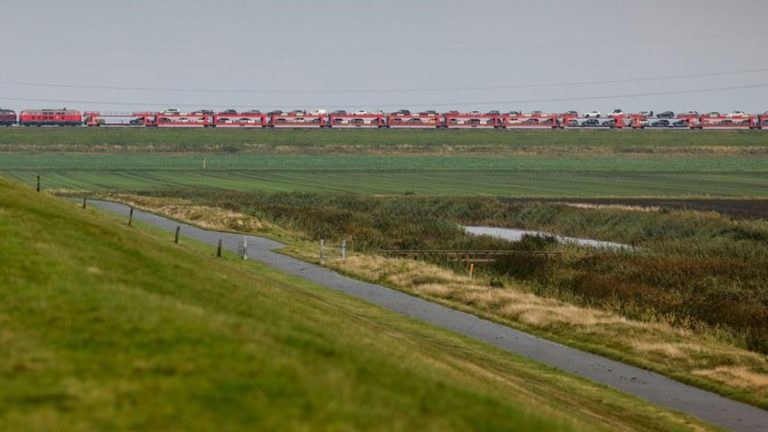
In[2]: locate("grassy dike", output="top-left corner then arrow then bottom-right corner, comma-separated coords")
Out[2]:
0,179 -> 713,431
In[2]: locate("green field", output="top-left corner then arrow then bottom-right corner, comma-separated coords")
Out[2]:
4,153 -> 768,171
1,128 -> 767,197
2,153 -> 767,196
0,178 -> 710,431
1,127 -> 768,153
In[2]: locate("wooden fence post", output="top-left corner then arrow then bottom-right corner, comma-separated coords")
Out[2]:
128,207 -> 134,226
36,175 -> 40,192
341,239 -> 347,261
319,239 -> 325,264
216,239 -> 222,257
174,225 -> 180,244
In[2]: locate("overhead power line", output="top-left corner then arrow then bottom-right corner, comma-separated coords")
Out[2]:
2,82 -> 767,109
11,31 -> 768,54
1,67 -> 768,94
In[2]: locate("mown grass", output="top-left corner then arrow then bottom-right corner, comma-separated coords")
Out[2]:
1,127 -> 768,154
0,179 -> 716,431
108,192 -> 768,410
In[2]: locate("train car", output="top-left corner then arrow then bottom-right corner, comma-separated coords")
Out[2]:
156,112 -> 211,128
444,112 -> 500,128
19,109 -> 82,127
213,111 -> 267,128
641,118 -> 690,129
564,116 -> 622,128
386,111 -> 441,128
691,114 -> 757,130
84,112 -> 155,127
630,114 -> 693,129
328,113 -> 385,128
0,108 -> 16,126
628,114 -> 651,129
759,114 -> 768,130
675,112 -> 699,121
557,112 -> 579,127
503,113 -> 561,129
270,111 -> 326,128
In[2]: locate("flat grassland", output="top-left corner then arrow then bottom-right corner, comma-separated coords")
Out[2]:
4,154 -> 767,196
2,127 -> 768,197
2,127 -> 768,151
0,179 -> 710,431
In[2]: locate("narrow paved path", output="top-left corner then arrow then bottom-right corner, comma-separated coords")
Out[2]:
93,200 -> 768,432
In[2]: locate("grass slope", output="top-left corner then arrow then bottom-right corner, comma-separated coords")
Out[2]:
0,179 -> 710,431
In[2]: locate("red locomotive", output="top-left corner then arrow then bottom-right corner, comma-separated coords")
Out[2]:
19,109 -> 82,127
0,108 -> 16,126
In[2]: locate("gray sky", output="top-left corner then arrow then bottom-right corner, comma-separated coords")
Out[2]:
1,0 -> 767,113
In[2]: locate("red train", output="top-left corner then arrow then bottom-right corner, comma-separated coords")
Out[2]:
213,111 -> 268,128
0,109 -> 15,126
270,111 -> 327,128
2,107 -> 768,130
387,111 -> 442,128
19,109 -> 82,127
328,112 -> 385,128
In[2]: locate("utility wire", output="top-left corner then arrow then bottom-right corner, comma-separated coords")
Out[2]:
11,31 -> 768,54
2,82 -> 767,109
1,67 -> 768,94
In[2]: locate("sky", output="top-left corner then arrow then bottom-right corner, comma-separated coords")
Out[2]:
1,0 -> 767,114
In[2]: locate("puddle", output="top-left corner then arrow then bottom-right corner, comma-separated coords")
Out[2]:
463,226 -> 633,250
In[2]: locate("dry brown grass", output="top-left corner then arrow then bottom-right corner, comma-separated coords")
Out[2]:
296,253 -> 768,406
103,194 -> 266,233
337,255 -> 628,328
103,193 -> 768,408
693,366 -> 768,392
561,202 -> 662,213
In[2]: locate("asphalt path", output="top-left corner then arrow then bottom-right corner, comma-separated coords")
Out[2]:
92,200 -> 768,432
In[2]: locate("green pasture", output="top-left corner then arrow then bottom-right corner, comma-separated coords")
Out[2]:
1,153 -> 767,197
1,127 -> 766,196
1,127 -> 768,152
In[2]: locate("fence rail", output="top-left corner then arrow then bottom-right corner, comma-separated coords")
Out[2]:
319,239 -> 348,264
